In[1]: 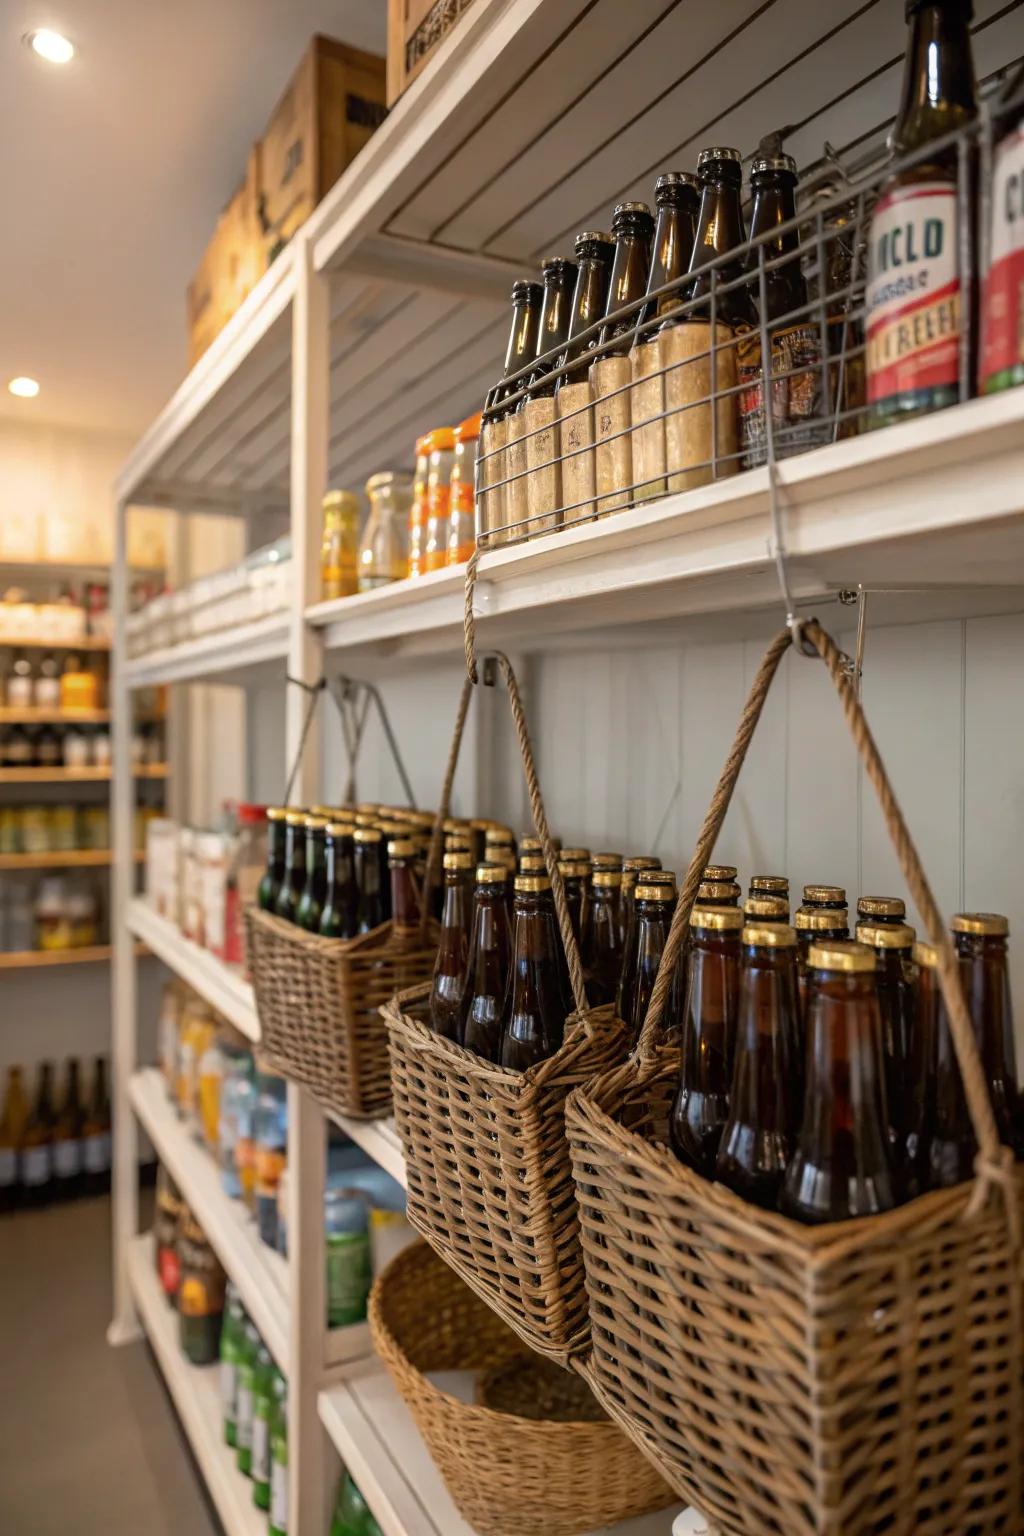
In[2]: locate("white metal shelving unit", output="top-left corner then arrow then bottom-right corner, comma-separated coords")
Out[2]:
110,1 -> 1024,1533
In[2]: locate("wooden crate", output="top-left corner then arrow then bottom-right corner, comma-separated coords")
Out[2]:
387,0 -> 479,104
259,34 -> 387,261
186,144 -> 264,369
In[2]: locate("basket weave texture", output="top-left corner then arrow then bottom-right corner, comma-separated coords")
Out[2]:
368,1239 -> 676,1536
385,988 -> 628,1363
245,906 -> 437,1119
566,622 -> 1024,1536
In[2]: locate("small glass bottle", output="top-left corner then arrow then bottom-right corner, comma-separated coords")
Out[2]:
319,821 -> 358,940
422,429 -> 456,573
670,904 -> 742,1174
461,864 -> 513,1061
388,838 -> 422,942
353,829 -> 384,934
916,938 -> 976,1189
618,854 -> 662,948
624,881 -> 680,1045
855,920 -> 917,1182
557,858 -> 591,951
320,490 -> 360,600
358,473 -> 413,591
447,413 -> 481,567
273,812 -> 307,925
794,905 -> 850,1016
501,874 -> 566,1071
582,868 -> 623,1008
408,434 -> 431,579
429,851 -> 473,1040
295,816 -> 329,933
951,911 -> 1021,1153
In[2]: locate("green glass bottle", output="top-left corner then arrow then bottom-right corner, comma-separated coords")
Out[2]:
258,809 -> 287,911
274,812 -> 307,925
235,1318 -> 260,1476
219,1285 -> 245,1447
250,1346 -> 277,1511
295,816 -> 329,932
269,1387 -> 289,1536
331,1470 -> 383,1535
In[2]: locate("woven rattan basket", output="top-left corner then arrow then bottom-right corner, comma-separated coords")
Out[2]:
383,654 -> 630,1364
368,1240 -> 676,1536
566,623 -> 1024,1536
245,907 -> 438,1119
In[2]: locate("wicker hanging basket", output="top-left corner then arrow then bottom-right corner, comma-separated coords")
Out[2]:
368,1239 -> 676,1536
383,654 -> 629,1364
246,909 -> 438,1119
565,622 -> 1024,1536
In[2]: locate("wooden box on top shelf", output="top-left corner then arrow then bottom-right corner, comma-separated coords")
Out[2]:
387,0 -> 479,104
186,144 -> 264,369
259,34 -> 387,261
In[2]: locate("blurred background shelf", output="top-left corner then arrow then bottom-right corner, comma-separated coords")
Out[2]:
0,850 -> 143,871
0,764 -> 167,783
0,943 -> 148,970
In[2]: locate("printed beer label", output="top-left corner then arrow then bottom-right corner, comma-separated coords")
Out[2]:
980,124 -> 1024,390
866,182 -> 960,404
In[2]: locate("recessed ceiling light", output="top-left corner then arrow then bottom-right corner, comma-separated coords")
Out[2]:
25,28 -> 75,64
8,377 -> 41,399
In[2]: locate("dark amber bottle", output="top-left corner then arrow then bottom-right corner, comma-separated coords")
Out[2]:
780,941 -> 897,1223
638,172 -> 699,334
428,852 -> 473,1041
258,807 -> 287,912
353,828 -> 384,935
500,875 -> 566,1071
273,811 -> 308,925
697,880 -> 742,908
582,869 -> 623,1008
748,874 -> 789,900
598,202 -> 655,354
802,884 -> 847,912
857,895 -> 907,928
624,883 -> 680,1045
794,905 -> 850,1016
916,939 -> 976,1188
856,921 -> 917,1168
715,923 -> 801,1208
684,148 -> 757,330
558,858 -> 591,951
556,233 -> 615,389
319,822 -> 358,939
743,895 -> 790,925
461,865 -> 513,1061
670,905 -> 743,1176
618,855 -> 662,948
617,870 -> 675,1027
295,816 -> 329,933
952,912 -> 1021,1153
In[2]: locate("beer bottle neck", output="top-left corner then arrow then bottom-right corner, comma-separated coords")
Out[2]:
558,258 -> 612,385
690,183 -> 748,274
748,174 -> 807,319
893,2 -> 976,155
441,874 -> 470,933
500,299 -> 542,406
390,860 -> 421,928
527,273 -> 576,397
642,203 -> 697,331
600,233 -> 654,353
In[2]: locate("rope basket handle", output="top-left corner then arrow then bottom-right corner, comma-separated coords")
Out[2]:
420,644 -> 588,1016
636,618 -> 1013,1222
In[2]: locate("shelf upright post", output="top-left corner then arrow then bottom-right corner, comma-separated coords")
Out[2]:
287,229 -> 332,1535
109,494 -> 141,1346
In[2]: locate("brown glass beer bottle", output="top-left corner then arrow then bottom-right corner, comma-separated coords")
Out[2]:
461,864 -> 513,1061
618,868 -> 673,1024
856,921 -> 917,1177
353,828 -> 384,934
581,869 -> 623,1008
670,905 -> 743,1175
802,884 -> 847,911
857,895 -> 907,928
500,874 -> 566,1071
794,905 -> 850,1015
915,939 -> 977,1188
486,280 -> 544,545
428,852 -> 473,1040
520,256 -> 578,535
618,855 -> 662,948
743,894 -> 790,925
715,923 -> 801,1208
780,941 -> 897,1223
388,839 -> 422,947
749,874 -> 789,899
624,881 -> 680,1045
557,858 -> 591,951
952,912 -> 1022,1153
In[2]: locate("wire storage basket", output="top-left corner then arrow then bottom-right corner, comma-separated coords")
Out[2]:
383,656 -> 631,1364
368,1239 -> 676,1536
246,907 -> 439,1119
565,622 -> 1024,1536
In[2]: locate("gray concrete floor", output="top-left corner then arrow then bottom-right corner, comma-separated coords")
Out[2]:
0,1194 -> 220,1536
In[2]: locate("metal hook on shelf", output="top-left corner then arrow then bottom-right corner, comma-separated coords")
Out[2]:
837,586 -> 869,696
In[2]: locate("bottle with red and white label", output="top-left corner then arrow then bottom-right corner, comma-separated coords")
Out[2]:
980,61 -> 1024,394
866,0 -> 977,427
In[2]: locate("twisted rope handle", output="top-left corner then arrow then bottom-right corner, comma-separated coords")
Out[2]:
422,645 -> 589,1015
637,629 -> 791,1060
464,546 -> 482,684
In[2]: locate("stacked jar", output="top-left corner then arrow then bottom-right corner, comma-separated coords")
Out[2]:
446,412 -> 482,568
359,473 -> 413,590
422,428 -> 456,573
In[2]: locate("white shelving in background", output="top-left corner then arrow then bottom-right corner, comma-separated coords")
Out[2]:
126,899 -> 259,1042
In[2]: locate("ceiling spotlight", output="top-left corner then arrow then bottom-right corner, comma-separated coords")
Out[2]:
8,377 -> 41,398
25,29 -> 75,64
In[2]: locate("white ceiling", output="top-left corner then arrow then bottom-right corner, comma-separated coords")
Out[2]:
1,0 -> 386,439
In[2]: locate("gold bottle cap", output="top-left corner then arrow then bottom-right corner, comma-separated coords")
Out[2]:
807,940 -> 875,973
266,807 -> 288,822
690,905 -> 743,931
592,852 -> 623,871
951,912 -> 1009,937
560,847 -> 591,863
310,805 -> 337,819
558,860 -> 591,879
519,853 -> 546,872
592,869 -> 623,889
913,940 -> 938,969
325,821 -> 353,838
493,849 -> 518,872
645,870 -> 677,886
514,874 -> 552,894
354,812 -> 378,828
857,895 -> 906,919
285,810 -> 307,826
744,895 -> 790,919
410,812 -> 437,829
388,839 -> 417,858
377,820 -> 407,835
304,814 -> 329,830
445,834 -> 474,851
803,884 -> 847,904
743,922 -> 797,948
442,817 -> 470,833
703,863 -> 737,882
356,802 -> 380,814
750,875 -> 788,894
636,883 -> 676,903
476,863 -> 508,884
855,921 -> 916,950
794,906 -> 849,931
623,856 -> 661,873
443,850 -> 474,871
698,880 -> 741,902
485,827 -> 515,846
519,836 -> 543,853
471,818 -> 496,832
353,827 -> 383,844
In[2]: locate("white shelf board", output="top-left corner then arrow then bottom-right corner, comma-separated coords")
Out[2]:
309,389 -> 1024,658
127,1234 -> 268,1536
326,1111 -> 406,1191
126,899 -> 259,1041
319,1359 -> 689,1536
129,1069 -> 289,1370
122,612 -> 290,689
